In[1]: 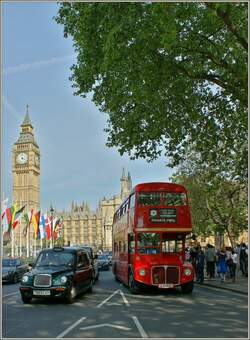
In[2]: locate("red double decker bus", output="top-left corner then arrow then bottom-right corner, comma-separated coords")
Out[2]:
112,182 -> 194,294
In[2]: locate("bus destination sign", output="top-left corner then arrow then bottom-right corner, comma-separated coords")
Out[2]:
150,209 -> 177,223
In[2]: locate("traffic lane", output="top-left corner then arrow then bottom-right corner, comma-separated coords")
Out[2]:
117,284 -> 248,339
2,271 -> 248,338
2,281 -> 20,297
2,271 -> 122,339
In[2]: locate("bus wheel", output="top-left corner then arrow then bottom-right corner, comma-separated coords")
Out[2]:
129,272 -> 140,294
181,281 -> 194,294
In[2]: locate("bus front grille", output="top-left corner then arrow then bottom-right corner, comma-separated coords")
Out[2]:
152,267 -> 165,284
152,266 -> 180,285
166,266 -> 179,284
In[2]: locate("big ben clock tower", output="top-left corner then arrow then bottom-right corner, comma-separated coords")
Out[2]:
12,106 -> 40,212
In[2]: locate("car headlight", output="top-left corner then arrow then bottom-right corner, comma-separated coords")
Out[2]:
139,268 -> 146,276
184,268 -> 192,276
60,276 -> 67,284
22,275 -> 29,283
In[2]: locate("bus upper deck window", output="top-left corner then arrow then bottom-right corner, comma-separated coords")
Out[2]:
138,192 -> 161,206
163,193 -> 187,206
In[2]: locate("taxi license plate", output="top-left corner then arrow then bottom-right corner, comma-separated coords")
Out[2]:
33,290 -> 50,296
158,284 -> 174,288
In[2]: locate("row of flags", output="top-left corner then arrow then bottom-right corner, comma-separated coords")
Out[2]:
1,201 -> 63,241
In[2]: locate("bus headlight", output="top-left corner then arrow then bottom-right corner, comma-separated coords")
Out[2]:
139,268 -> 146,276
184,268 -> 192,276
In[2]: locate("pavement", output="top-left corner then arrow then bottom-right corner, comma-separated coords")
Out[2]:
195,272 -> 248,295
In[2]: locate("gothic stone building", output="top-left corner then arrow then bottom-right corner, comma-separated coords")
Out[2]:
58,169 -> 132,252
12,109 -> 132,256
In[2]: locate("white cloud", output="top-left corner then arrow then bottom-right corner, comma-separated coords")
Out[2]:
3,54 -> 75,75
3,96 -> 20,119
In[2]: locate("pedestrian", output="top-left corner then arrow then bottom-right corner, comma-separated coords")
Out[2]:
217,247 -> 227,282
230,250 -> 238,283
239,243 -> 248,277
225,247 -> 233,279
205,244 -> 216,279
185,247 -> 191,262
190,243 -> 198,278
196,247 -> 205,284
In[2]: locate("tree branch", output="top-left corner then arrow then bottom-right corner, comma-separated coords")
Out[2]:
206,3 -> 248,51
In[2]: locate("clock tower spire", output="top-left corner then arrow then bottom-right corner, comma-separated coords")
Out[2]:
12,106 -> 40,211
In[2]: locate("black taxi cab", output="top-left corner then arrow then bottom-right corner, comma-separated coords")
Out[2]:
19,246 -> 94,304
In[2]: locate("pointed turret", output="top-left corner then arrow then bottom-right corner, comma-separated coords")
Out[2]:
22,105 -> 33,127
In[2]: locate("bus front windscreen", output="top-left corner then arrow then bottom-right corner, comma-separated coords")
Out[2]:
137,233 -> 161,254
137,233 -> 184,254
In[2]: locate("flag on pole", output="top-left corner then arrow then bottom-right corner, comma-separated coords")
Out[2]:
6,205 -> 16,232
23,209 -> 33,237
1,198 -> 9,221
32,211 -> 39,238
45,216 -> 52,240
1,198 -> 9,233
39,214 -> 46,239
12,205 -> 26,229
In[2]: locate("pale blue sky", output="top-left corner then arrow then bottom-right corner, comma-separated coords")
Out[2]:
2,2 -> 174,212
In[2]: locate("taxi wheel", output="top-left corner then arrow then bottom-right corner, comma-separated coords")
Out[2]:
129,272 -> 140,295
65,286 -> 76,304
181,281 -> 194,294
21,294 -> 32,304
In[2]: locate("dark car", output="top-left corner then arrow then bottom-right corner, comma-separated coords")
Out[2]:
19,246 -> 94,304
97,254 -> 110,271
80,246 -> 99,281
2,258 -> 29,283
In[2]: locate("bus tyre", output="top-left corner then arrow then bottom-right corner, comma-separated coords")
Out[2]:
129,272 -> 140,294
181,281 -> 194,294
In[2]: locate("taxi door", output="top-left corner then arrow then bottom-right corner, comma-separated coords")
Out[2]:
75,251 -> 92,292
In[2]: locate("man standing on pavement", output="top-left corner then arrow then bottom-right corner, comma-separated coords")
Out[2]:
205,244 -> 216,279
239,243 -> 248,277
196,247 -> 205,284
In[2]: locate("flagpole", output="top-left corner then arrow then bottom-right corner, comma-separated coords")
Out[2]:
19,199 -> 22,257
11,199 -> 14,257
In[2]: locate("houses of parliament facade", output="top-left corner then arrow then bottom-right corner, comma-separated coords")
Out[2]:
11,108 -> 132,255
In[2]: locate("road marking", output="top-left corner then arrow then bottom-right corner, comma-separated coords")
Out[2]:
3,292 -> 18,298
120,290 -> 130,306
97,289 -> 130,308
132,316 -> 148,338
79,323 -> 131,331
56,316 -> 86,338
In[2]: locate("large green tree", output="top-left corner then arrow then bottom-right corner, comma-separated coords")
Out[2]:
172,155 -> 248,247
55,2 -> 247,180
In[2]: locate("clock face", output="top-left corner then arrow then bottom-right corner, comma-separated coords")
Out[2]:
16,153 -> 28,164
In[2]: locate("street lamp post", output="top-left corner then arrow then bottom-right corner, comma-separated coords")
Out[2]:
50,205 -> 54,248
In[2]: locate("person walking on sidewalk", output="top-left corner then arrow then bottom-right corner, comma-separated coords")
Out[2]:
205,244 -> 216,279
196,247 -> 205,284
230,250 -> 238,283
239,243 -> 248,277
217,247 -> 227,282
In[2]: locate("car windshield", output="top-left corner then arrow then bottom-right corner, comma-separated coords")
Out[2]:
35,251 -> 74,268
2,259 -> 17,267
98,255 -> 108,261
